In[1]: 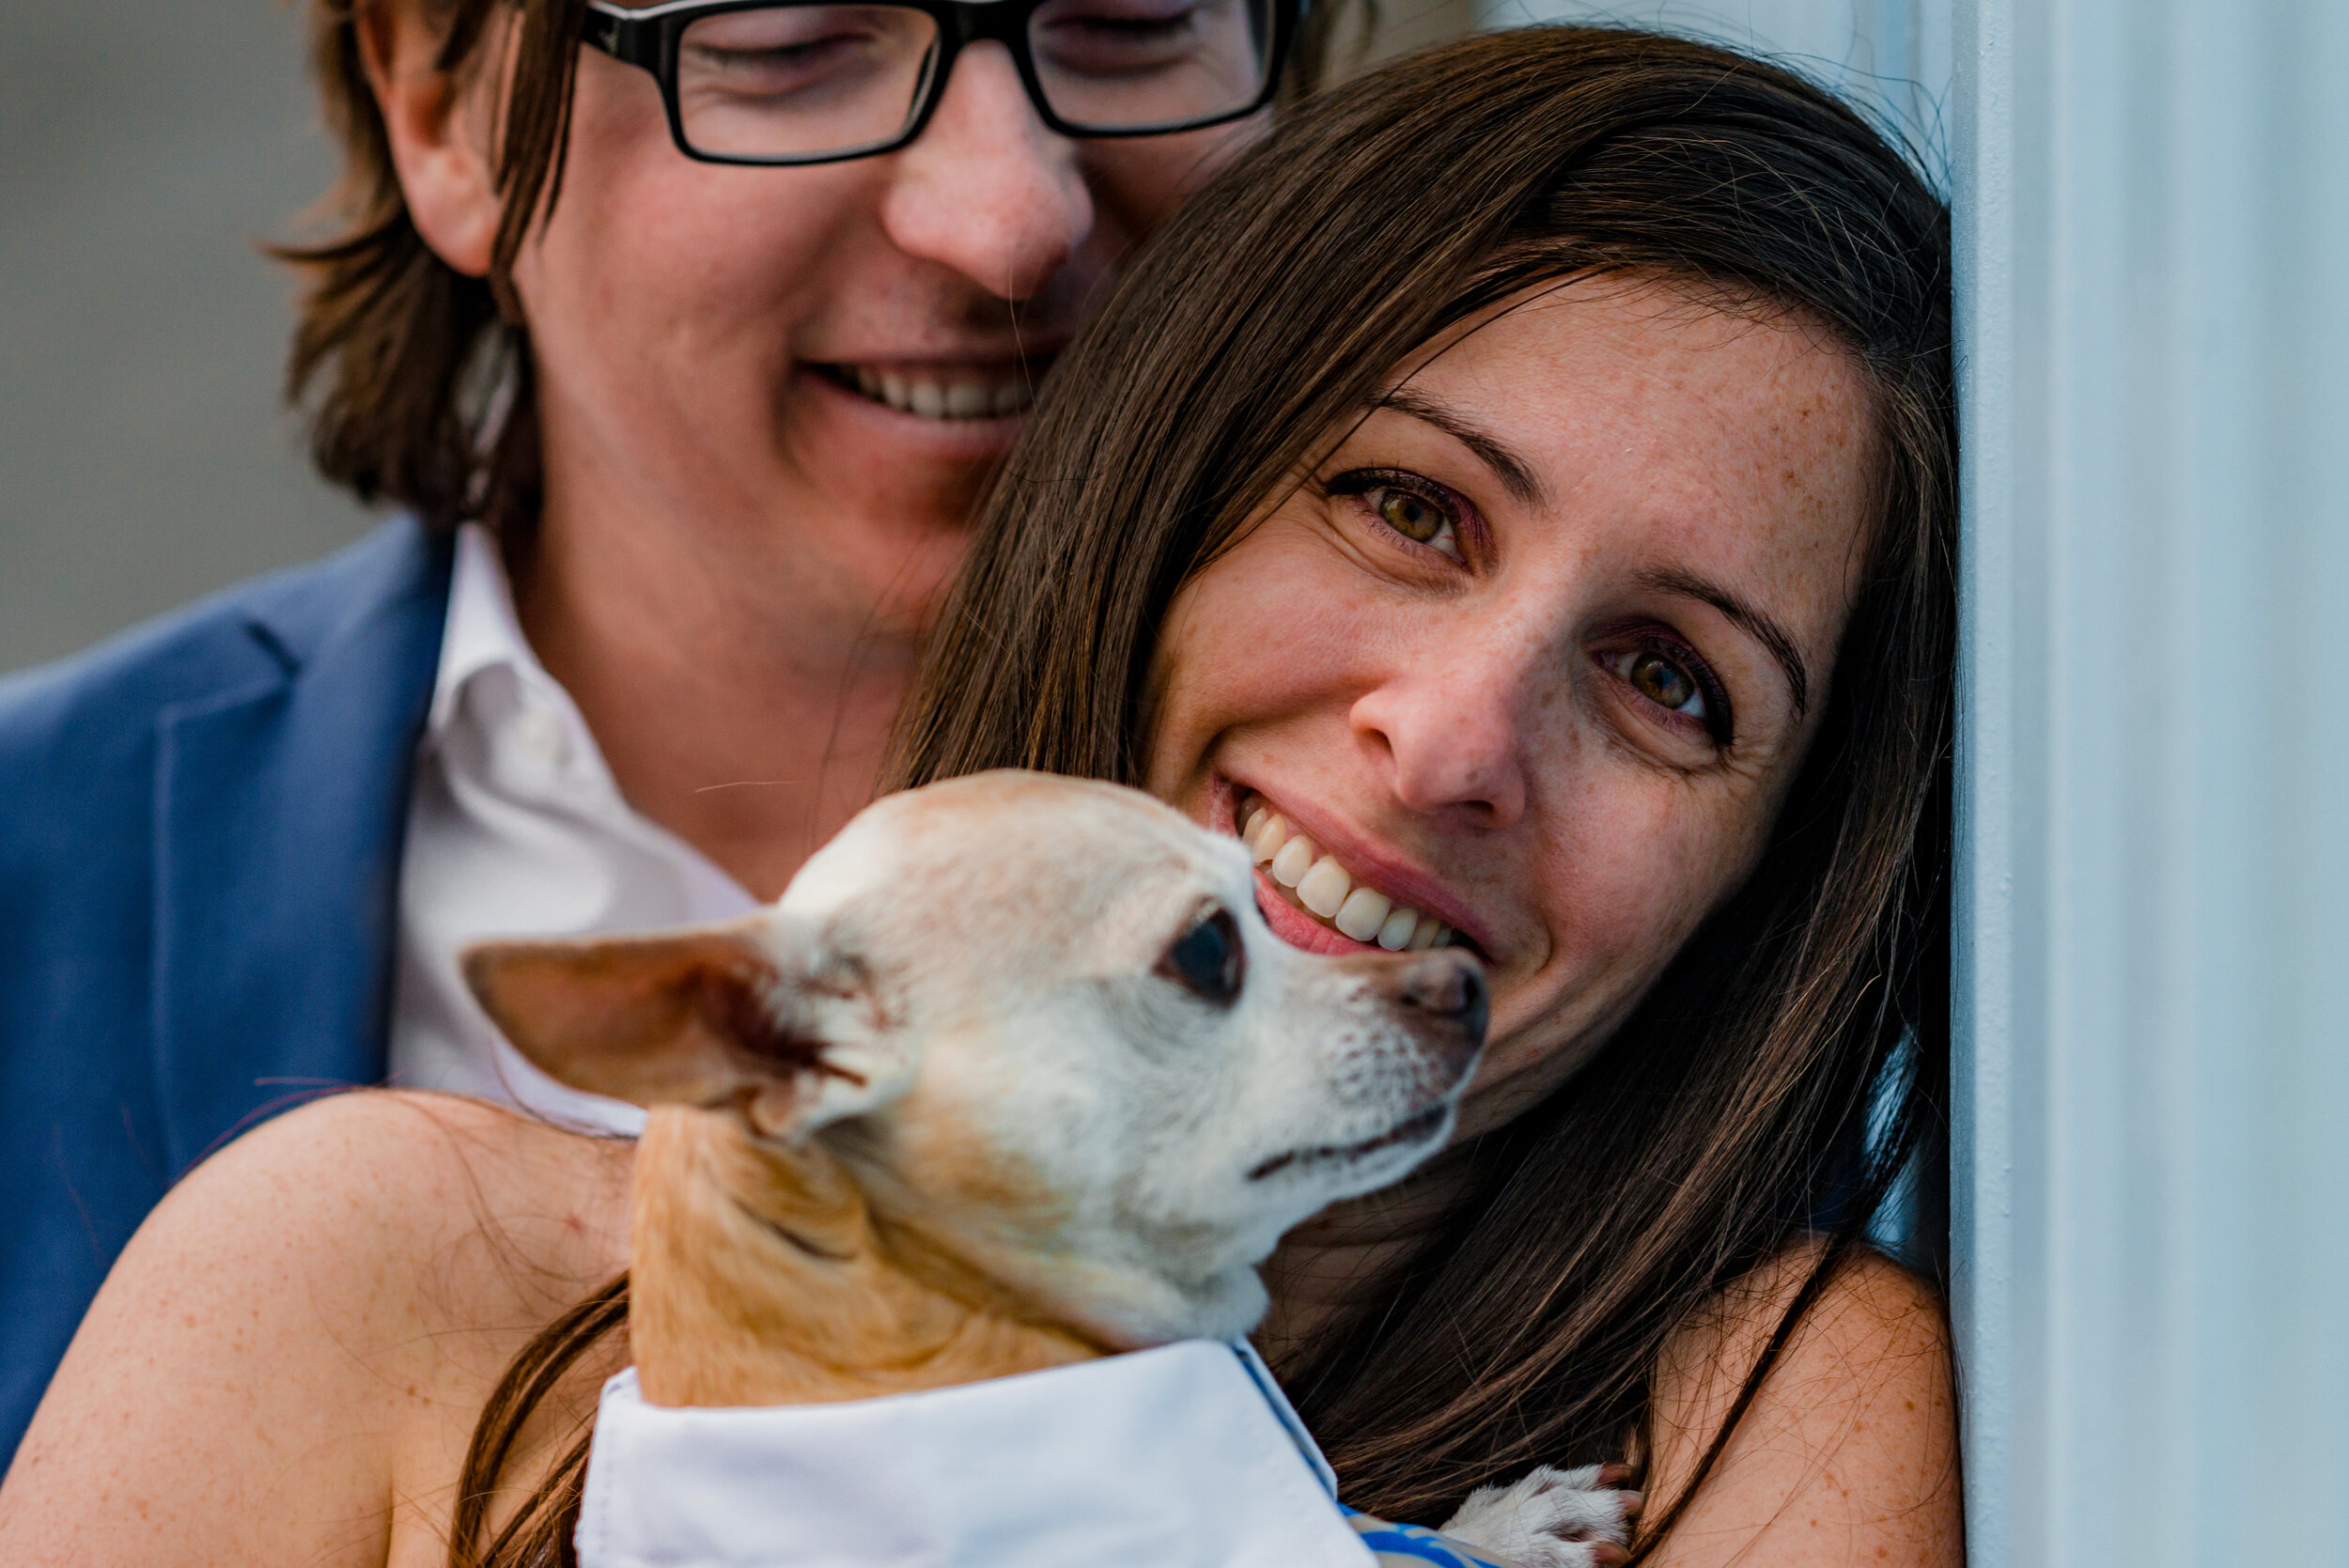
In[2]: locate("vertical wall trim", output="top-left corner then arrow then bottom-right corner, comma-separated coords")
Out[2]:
1951,0 -> 2349,1561
1948,0 -> 2014,1562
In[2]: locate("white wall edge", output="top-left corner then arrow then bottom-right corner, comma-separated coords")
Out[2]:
1948,0 -> 2014,1561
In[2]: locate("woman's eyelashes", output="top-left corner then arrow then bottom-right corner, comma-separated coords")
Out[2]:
1323,468 -> 1471,564
1595,637 -> 1735,747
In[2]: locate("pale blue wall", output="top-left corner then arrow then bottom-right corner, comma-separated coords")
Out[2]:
1953,0 -> 2349,1561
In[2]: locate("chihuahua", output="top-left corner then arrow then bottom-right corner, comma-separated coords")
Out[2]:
465,770 -> 1636,1567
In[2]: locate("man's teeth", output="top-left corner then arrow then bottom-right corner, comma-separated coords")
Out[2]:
1240,800 -> 1453,951
846,365 -> 1034,420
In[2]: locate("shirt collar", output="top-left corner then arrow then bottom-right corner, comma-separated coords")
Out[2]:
427,522 -> 574,740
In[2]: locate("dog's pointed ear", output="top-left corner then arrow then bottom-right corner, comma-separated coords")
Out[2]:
460,916 -> 910,1140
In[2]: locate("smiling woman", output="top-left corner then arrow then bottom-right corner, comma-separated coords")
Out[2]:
893,23 -> 1958,1560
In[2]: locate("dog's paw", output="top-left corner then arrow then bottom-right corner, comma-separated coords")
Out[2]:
1436,1463 -> 1643,1568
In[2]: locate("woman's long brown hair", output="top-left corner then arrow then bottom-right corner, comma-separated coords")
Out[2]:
447,23 -> 1954,1564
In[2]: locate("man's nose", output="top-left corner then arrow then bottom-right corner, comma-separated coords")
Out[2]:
879,42 -> 1095,301
1347,640 -> 1540,830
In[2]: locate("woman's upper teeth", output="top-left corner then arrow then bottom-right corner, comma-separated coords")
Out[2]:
847,364 -> 1034,420
1240,798 -> 1453,951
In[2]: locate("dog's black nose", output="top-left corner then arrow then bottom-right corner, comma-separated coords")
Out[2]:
1390,950 -> 1489,1049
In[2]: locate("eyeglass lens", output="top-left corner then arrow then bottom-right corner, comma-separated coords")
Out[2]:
674,0 -> 1273,159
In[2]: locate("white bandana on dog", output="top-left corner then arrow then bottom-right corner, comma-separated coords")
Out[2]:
575,1339 -> 1386,1568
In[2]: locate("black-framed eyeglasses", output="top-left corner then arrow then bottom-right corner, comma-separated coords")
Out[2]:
583,0 -> 1297,166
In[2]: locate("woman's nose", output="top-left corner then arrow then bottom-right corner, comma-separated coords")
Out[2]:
879,42 -> 1095,302
1348,652 -> 1536,829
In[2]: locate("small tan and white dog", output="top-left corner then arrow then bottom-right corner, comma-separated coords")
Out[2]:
464,770 -> 1636,1567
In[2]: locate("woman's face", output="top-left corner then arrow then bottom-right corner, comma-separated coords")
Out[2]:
1147,278 -> 1880,1137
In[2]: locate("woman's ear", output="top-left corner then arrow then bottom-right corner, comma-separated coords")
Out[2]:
355,0 -> 502,277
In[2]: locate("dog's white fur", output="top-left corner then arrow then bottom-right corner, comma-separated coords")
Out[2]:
467,770 -> 1634,1564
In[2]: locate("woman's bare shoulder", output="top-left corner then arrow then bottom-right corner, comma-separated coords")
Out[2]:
0,1091 -> 631,1567
1641,1240 -> 1960,1568
139,1088 -> 630,1326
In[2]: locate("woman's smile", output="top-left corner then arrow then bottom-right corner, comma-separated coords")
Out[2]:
1230,785 -> 1466,955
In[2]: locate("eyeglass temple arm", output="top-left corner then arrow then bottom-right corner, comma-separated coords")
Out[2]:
582,0 -> 657,65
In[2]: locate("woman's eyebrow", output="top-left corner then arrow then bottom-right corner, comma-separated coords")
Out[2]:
1374,387 -> 1546,505
1635,566 -> 1812,719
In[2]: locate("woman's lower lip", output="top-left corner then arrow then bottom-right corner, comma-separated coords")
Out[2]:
1253,870 -> 1384,956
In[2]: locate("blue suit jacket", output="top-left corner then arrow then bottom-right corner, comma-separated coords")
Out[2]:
0,518 -> 453,1467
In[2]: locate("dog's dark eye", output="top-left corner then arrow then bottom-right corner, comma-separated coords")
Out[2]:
1159,907 -> 1244,1005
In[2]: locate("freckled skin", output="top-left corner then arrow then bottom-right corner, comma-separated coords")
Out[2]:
1150,276 -> 1880,1137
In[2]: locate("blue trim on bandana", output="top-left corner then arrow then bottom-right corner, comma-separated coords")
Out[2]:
1342,1505 -> 1517,1568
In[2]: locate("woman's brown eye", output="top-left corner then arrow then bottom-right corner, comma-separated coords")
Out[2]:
1601,644 -> 1724,740
1326,469 -> 1466,561
1376,488 -> 1445,543
1628,650 -> 1700,714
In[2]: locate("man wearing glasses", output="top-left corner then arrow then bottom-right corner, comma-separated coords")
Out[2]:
0,0 -> 1302,1465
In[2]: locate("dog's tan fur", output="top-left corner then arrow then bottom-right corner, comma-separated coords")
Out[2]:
630,1106 -> 1098,1405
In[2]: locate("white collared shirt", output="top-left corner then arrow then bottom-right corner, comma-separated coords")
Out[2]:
385,524 -> 759,1132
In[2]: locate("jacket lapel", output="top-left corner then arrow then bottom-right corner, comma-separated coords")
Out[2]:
150,520 -> 453,1175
